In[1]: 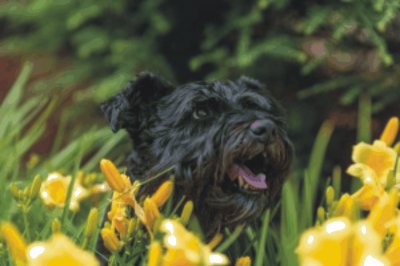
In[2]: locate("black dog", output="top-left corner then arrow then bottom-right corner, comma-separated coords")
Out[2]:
101,72 -> 293,237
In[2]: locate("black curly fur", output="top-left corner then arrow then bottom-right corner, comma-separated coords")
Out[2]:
101,72 -> 293,238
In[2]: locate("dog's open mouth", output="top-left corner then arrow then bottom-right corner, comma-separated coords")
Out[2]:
226,152 -> 269,193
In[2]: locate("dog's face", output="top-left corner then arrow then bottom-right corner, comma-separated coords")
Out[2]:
102,72 -> 293,236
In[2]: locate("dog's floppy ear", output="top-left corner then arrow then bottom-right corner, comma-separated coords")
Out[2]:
101,72 -> 174,133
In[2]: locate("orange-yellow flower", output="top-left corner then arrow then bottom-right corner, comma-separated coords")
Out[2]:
0,222 -> 27,264
27,234 -> 99,266
100,228 -> 122,253
333,193 -> 356,219
350,175 -> 385,210
349,140 -> 397,185
385,217 -> 400,265
150,180 -> 174,208
160,219 -> 229,266
100,159 -> 132,193
143,197 -> 161,234
367,190 -> 398,237
40,172 -> 89,211
148,241 -> 162,266
107,192 -> 130,236
297,217 -> 389,266
235,256 -> 251,266
297,217 -> 352,266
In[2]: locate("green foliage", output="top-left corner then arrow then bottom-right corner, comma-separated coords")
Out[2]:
0,0 -> 173,103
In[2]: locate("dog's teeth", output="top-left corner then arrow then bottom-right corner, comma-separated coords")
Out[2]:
238,176 -> 244,187
243,183 -> 249,189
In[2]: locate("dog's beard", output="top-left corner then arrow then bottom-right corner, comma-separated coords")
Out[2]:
139,120 -> 292,235
201,124 -> 292,228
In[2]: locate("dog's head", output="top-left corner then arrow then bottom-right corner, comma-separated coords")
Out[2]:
101,72 -> 293,235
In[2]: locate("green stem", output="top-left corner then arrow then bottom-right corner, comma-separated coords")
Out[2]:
22,206 -> 31,241
215,224 -> 244,252
61,138 -> 86,224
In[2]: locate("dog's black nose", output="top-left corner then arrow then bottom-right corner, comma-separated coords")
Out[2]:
250,119 -> 277,141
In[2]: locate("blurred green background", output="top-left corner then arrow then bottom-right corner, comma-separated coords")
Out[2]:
1,1 -> 400,265
1,0 -> 400,173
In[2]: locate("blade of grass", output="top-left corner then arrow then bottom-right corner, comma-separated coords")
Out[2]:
254,210 -> 271,266
357,94 -> 371,143
307,120 -> 335,213
215,224 -> 245,252
280,179 -> 300,266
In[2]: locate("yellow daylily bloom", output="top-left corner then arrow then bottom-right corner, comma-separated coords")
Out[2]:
143,197 -> 161,234
107,192 -> 130,236
297,217 -> 352,266
380,117 -> 399,146
0,222 -> 27,265
349,140 -> 397,184
333,193 -> 356,219
367,190 -> 398,237
148,241 -> 162,266
385,217 -> 400,265
350,174 -> 385,210
297,217 -> 389,266
27,234 -> 99,266
350,221 -> 386,265
160,219 -> 229,266
40,172 -> 89,211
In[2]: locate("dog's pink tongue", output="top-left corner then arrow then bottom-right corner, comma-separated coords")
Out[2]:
230,164 -> 267,189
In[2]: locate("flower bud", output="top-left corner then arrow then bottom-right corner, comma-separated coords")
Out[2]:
100,159 -> 130,193
101,228 -> 121,253
52,218 -> 61,234
29,175 -> 42,201
150,180 -> 173,208
180,200 -> 193,226
0,222 -> 27,263
235,256 -> 251,266
380,117 -> 399,146
84,208 -> 99,239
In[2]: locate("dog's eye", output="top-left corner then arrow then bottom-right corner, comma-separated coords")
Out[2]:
193,108 -> 209,119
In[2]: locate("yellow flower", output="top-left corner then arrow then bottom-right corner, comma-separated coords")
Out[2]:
350,221 -> 388,265
380,117 -> 399,146
100,159 -> 132,193
297,217 -> 352,266
349,140 -> 397,185
40,172 -> 89,211
385,217 -> 400,265
148,241 -> 162,266
0,222 -> 27,264
160,219 -> 229,266
333,193 -> 356,219
107,192 -> 130,236
150,180 -> 174,208
143,197 -> 161,235
27,234 -> 99,266
297,217 -> 390,266
350,175 -> 385,210
367,190 -> 398,237
235,256 -> 251,266
100,228 -> 122,253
